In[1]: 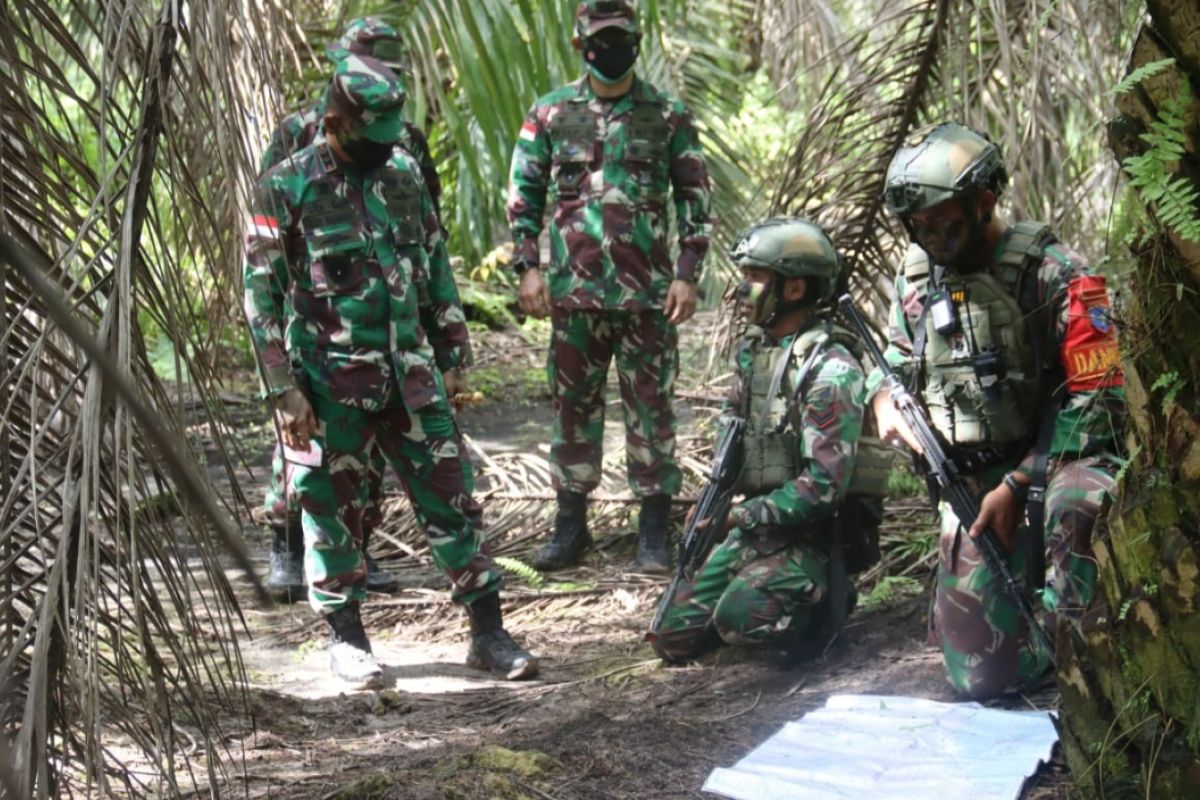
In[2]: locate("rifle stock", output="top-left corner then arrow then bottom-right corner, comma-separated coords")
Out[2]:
837,295 -> 1056,665
647,417 -> 745,639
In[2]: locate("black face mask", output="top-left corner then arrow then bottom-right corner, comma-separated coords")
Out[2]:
584,34 -> 639,83
342,138 -> 395,170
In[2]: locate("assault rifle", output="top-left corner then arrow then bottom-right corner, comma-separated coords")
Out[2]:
647,416 -> 745,639
838,295 -> 1056,664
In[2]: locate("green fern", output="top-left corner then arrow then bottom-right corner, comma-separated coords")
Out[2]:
1121,77 -> 1200,243
494,556 -> 546,589
1150,369 -> 1186,416
1109,57 -> 1175,95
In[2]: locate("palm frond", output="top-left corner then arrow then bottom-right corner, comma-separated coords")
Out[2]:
1,0 -> 300,794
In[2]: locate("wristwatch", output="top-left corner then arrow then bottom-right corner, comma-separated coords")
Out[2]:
1002,472 -> 1028,501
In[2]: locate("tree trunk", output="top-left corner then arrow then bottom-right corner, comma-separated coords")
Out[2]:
1057,2 -> 1200,796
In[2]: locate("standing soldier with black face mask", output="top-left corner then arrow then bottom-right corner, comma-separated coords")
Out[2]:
244,57 -> 537,688
506,0 -> 713,574
260,17 -> 444,601
872,122 -> 1126,698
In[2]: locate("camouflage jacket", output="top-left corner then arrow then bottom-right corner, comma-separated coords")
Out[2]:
506,76 -> 712,310
260,97 -> 442,219
727,327 -> 867,537
243,137 -> 469,413
866,229 -> 1126,471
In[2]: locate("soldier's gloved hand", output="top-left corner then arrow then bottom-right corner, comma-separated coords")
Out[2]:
872,389 -> 922,454
273,387 -> 317,451
517,268 -> 551,319
968,482 -> 1021,554
664,279 -> 698,325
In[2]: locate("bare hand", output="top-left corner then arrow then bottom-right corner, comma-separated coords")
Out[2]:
968,482 -> 1023,554
683,505 -> 733,537
663,279 -> 698,325
517,268 -> 551,318
872,389 -> 922,454
274,387 -> 317,450
443,368 -> 467,400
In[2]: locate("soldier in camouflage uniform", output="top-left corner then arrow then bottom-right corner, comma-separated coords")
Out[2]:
651,219 -> 870,661
871,122 -> 1125,698
507,0 -> 713,573
261,17 -> 443,600
244,56 -> 537,687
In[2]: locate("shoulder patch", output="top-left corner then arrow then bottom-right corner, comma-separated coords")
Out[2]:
1062,275 -> 1123,390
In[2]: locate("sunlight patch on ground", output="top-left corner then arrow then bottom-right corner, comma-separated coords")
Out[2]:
242,637 -> 533,699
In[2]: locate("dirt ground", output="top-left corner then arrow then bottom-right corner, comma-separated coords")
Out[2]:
203,317 -> 1074,799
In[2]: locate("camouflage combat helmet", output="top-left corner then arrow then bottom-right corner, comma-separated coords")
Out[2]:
326,17 -> 407,73
729,217 -> 842,304
329,55 -> 406,143
883,123 -> 1008,216
575,0 -> 640,37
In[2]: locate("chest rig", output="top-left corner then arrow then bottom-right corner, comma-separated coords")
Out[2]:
907,222 -> 1057,455
548,86 -> 670,201
733,324 -> 889,500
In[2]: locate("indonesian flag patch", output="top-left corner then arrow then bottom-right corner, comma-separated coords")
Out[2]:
1062,274 -> 1123,390
249,214 -> 279,238
519,120 -> 538,142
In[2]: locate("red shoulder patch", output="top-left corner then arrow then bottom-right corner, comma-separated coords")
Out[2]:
1062,275 -> 1123,391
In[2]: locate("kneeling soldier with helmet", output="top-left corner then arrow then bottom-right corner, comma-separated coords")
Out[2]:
650,218 -> 887,661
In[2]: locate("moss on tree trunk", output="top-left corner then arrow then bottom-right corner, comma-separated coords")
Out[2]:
1057,3 -> 1200,796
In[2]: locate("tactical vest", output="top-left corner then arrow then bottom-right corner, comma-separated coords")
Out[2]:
547,89 -> 670,201
733,324 -> 891,501
906,222 -> 1056,450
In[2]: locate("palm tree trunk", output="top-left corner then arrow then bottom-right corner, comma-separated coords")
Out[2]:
1057,2 -> 1200,796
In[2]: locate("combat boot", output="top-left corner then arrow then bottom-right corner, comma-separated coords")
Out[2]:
360,525 -> 399,593
324,602 -> 383,689
534,491 -> 591,570
464,592 -> 539,680
266,517 -> 305,601
635,494 -> 673,574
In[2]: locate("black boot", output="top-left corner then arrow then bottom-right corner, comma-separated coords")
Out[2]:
635,494 -> 673,574
361,525 -> 399,593
324,602 -> 383,688
465,593 -> 539,680
266,518 -> 305,601
534,491 -> 591,570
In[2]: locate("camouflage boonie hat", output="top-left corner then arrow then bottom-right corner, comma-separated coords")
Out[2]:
329,55 -> 406,143
575,0 -> 640,37
883,122 -> 1008,215
326,17 -> 407,72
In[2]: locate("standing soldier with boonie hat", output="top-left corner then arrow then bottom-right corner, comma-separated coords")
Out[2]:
244,56 -> 537,688
259,17 -> 444,601
507,0 -> 713,575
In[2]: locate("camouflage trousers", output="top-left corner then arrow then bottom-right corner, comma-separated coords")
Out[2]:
264,441 -> 386,533
290,393 -> 502,613
548,308 -> 681,497
933,455 -> 1117,698
650,527 -> 828,661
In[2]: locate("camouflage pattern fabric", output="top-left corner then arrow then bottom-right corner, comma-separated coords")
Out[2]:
259,97 -> 442,220
865,234 -> 1125,465
325,16 -> 408,69
243,138 -> 469,411
243,58 -> 485,612
575,0 -> 639,36
290,393 -> 500,612
257,91 -> 444,527
932,456 -> 1116,697
652,330 -> 866,660
262,441 -> 386,527
548,308 -> 680,496
506,76 -> 712,310
652,527 -> 828,660
866,227 -> 1126,697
